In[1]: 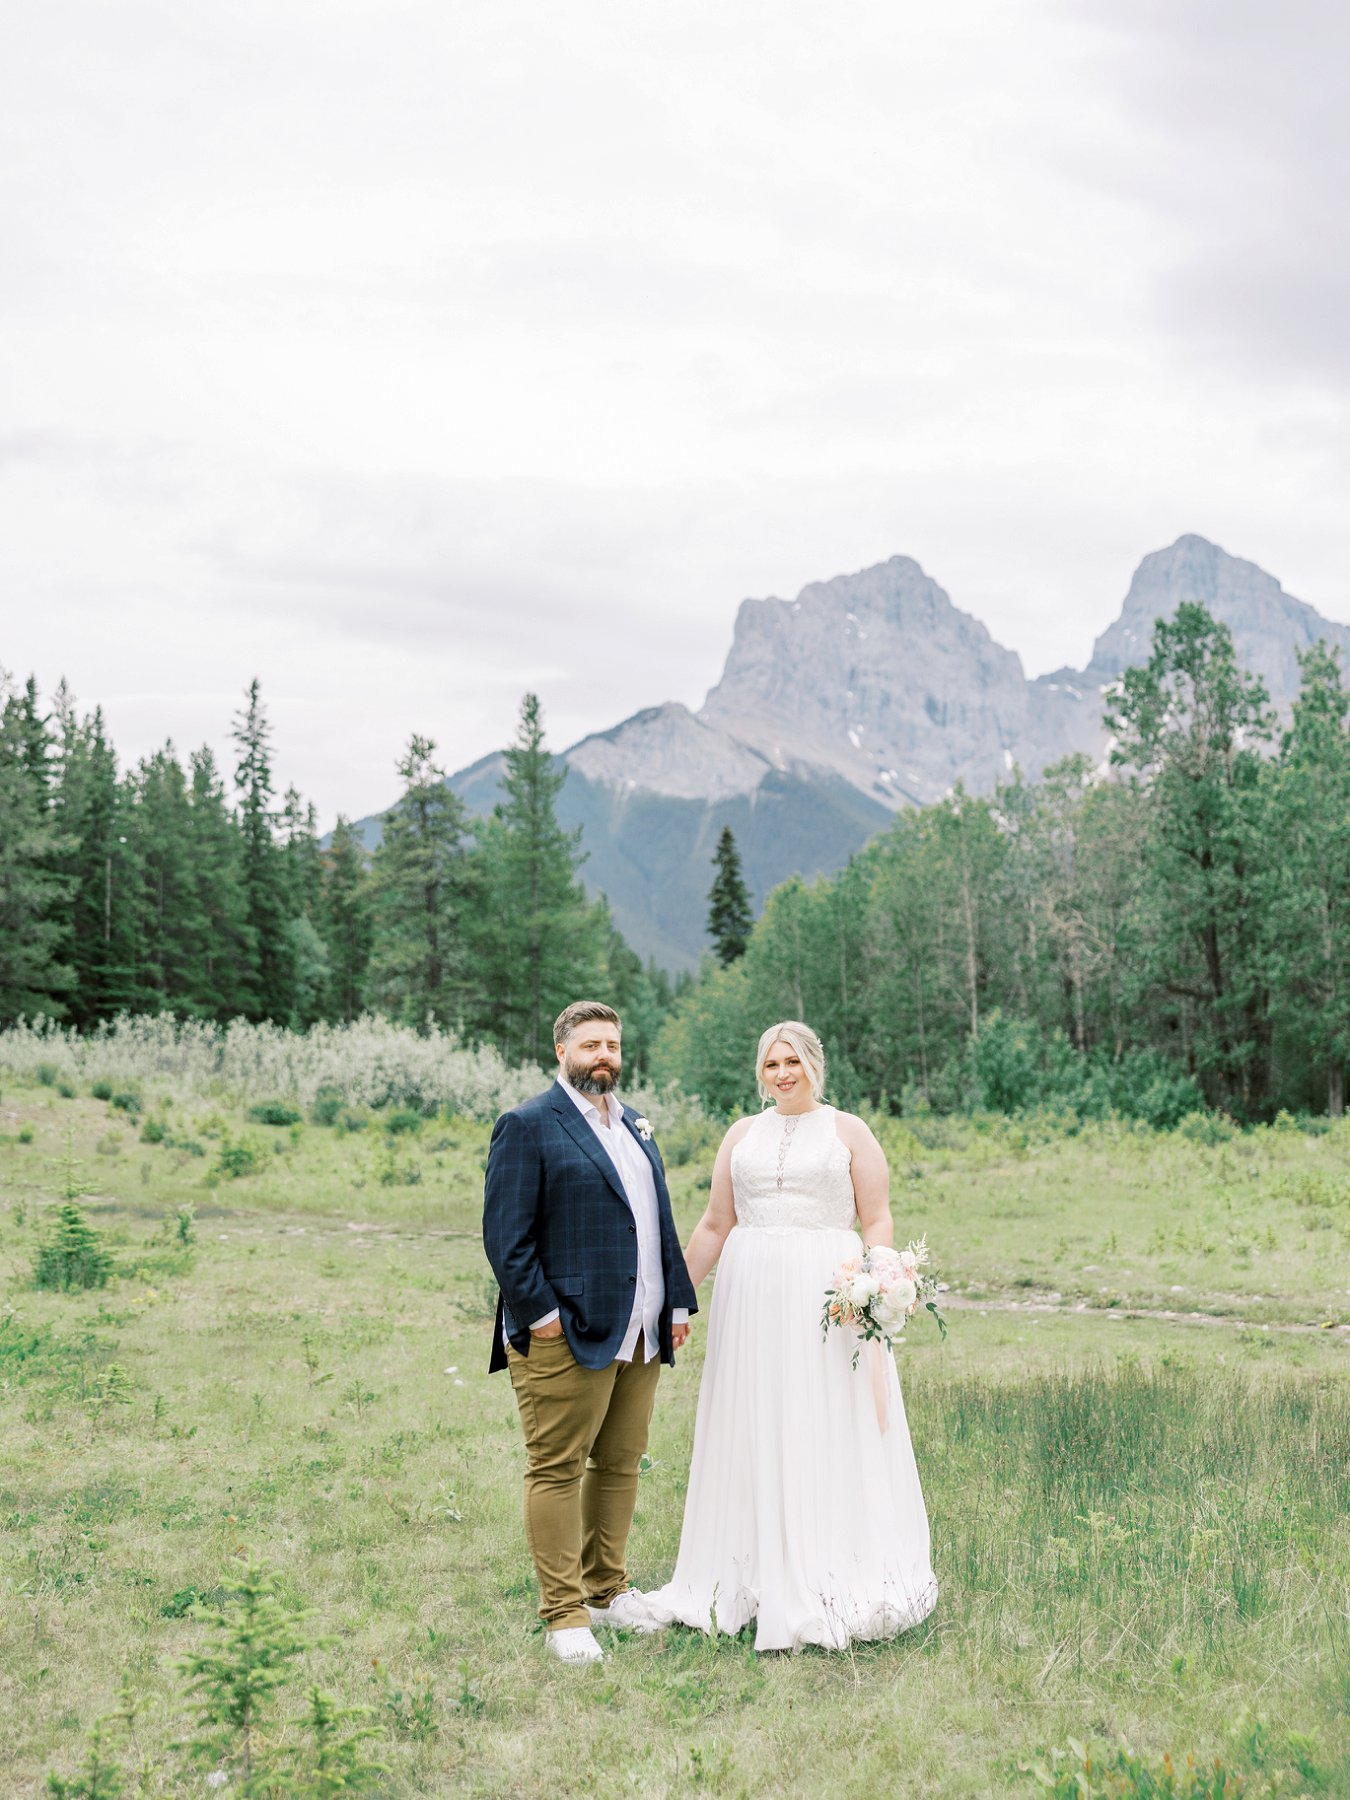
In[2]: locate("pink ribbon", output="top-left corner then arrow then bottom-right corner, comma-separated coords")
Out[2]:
866,1339 -> 890,1434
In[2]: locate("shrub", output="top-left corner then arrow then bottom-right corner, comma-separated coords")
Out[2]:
91,1080 -> 113,1102
383,1108 -> 423,1136
35,1061 -> 58,1087
969,1012 -> 1043,1113
1,1015 -> 544,1120
110,1091 -> 142,1116
33,1203 -> 113,1291
1177,1110 -> 1236,1146
215,1139 -> 262,1180
140,1119 -> 166,1144
967,1013 -> 1205,1131
247,1100 -> 303,1127
311,1085 -> 344,1127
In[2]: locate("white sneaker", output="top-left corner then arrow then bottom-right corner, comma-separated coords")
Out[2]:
587,1589 -> 662,1634
546,1626 -> 605,1664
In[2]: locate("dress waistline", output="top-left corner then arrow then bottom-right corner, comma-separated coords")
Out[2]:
731,1222 -> 860,1235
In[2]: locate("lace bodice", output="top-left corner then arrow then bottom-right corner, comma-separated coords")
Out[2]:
730,1105 -> 857,1230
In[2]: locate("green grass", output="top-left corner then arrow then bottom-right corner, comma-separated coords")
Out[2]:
1,1082 -> 1348,1796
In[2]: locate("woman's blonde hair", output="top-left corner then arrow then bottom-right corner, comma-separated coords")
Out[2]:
755,1020 -> 826,1104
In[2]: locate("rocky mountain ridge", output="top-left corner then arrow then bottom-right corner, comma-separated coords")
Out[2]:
352,535 -> 1350,968
568,537 -> 1350,825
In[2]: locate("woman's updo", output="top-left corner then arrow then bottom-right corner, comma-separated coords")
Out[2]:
754,1020 -> 826,1105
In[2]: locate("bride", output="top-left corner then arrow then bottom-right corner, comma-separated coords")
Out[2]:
632,1021 -> 937,1652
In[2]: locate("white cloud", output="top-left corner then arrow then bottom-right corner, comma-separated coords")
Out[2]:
1,0 -> 1347,825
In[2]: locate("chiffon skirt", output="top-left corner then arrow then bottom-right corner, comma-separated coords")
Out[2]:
638,1224 -> 937,1651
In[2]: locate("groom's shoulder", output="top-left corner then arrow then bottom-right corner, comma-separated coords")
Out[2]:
487,1089 -> 558,1162
496,1087 -> 559,1130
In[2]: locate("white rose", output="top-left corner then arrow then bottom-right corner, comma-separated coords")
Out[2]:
851,1273 -> 881,1306
875,1291 -> 909,1332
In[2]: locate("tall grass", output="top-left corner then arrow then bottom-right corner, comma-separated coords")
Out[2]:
0,1014 -> 712,1142
913,1360 -> 1350,1683
0,1015 -> 545,1121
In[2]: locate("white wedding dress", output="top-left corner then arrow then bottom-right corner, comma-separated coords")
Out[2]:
637,1105 -> 937,1651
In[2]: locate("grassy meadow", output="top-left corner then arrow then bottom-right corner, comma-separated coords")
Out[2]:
1,1071 -> 1349,1797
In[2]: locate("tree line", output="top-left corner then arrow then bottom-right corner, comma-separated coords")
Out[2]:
0,681 -> 675,1075
659,605 -> 1350,1123
7,602 -> 1347,1122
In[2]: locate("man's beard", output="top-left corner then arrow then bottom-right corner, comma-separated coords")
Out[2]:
566,1052 -> 621,1096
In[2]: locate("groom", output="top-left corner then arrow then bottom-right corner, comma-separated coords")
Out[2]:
483,1000 -> 697,1664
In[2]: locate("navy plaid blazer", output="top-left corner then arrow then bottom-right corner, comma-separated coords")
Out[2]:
482,1084 -> 698,1372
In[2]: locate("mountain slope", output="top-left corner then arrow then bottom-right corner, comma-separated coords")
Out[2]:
347,536 -> 1348,969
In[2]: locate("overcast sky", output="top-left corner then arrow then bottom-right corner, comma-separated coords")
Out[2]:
3,0 -> 1347,826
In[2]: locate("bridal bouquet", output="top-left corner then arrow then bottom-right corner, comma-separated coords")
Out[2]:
821,1240 -> 947,1367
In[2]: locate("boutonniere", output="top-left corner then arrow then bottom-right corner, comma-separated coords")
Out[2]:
633,1115 -> 654,1141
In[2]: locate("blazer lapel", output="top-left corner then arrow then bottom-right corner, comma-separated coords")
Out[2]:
622,1107 -> 665,1192
550,1085 -> 629,1205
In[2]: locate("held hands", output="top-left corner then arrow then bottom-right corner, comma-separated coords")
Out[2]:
672,1321 -> 691,1352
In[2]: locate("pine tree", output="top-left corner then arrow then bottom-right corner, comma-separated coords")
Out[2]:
280,787 -> 325,923
707,825 -> 753,965
33,1201 -> 113,1290
52,694 -> 129,1022
283,1687 -> 388,1798
0,679 -> 74,1023
279,788 -> 329,1026
322,816 -> 373,1023
232,681 -> 289,1021
1106,603 -> 1277,1115
1269,643 -> 1350,1116
133,744 -> 205,1013
368,736 -> 473,1028
473,695 -> 603,1066
187,747 -> 256,1019
180,1561 -> 313,1793
16,675 -> 54,798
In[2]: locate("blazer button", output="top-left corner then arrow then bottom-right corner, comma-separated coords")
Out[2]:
628,1222 -> 636,1234
629,1275 -> 636,1285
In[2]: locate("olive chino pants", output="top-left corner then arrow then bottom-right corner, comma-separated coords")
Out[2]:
506,1332 -> 662,1631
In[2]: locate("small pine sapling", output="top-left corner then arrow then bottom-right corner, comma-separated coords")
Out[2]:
33,1202 -> 113,1291
179,1561 -> 316,1794
283,1687 -> 388,1799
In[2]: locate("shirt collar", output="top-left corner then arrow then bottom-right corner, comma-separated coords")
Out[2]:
555,1071 -> 623,1125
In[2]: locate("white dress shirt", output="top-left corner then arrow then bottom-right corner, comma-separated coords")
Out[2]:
531,1075 -> 687,1361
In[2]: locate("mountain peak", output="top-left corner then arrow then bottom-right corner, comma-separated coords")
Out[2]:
1085,534 -> 1343,697
699,555 -> 1029,806
566,701 -> 770,802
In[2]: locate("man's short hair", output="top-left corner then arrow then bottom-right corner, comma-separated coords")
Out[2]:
553,1000 -> 622,1047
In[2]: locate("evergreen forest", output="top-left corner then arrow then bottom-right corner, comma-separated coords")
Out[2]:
4,602 -> 1350,1123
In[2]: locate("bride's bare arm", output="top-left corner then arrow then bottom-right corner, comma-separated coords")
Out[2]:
836,1112 -> 893,1248
682,1119 -> 751,1288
